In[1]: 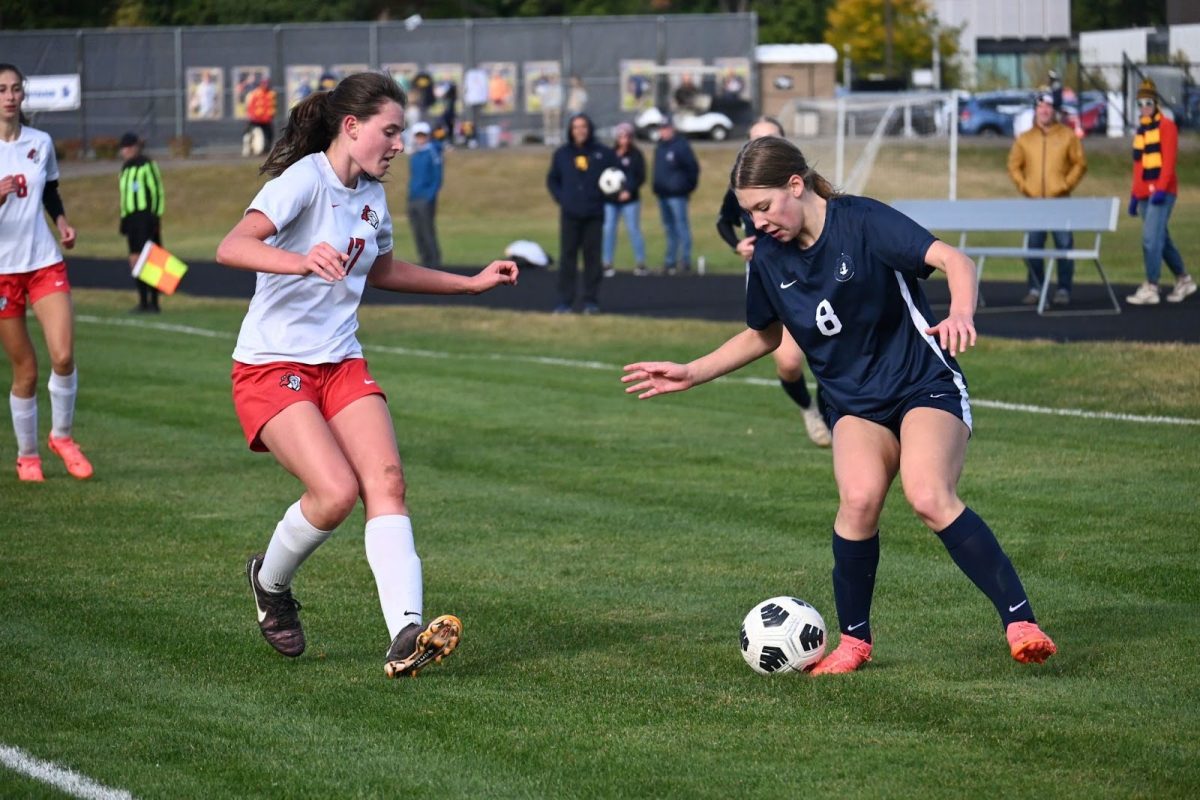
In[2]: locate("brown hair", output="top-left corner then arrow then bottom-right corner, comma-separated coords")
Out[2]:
260,71 -> 406,177
0,63 -> 30,125
730,136 -> 838,200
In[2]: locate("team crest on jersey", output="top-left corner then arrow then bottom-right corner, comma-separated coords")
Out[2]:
27,148 -> 38,162
360,205 -> 380,230
834,253 -> 856,282
279,373 -> 302,391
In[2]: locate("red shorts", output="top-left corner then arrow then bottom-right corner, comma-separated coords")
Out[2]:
231,358 -> 386,452
0,262 -> 70,319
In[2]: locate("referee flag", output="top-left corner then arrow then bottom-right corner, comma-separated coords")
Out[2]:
132,242 -> 188,295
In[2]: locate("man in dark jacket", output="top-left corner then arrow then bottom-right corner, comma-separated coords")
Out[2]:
546,113 -> 615,313
652,119 -> 700,275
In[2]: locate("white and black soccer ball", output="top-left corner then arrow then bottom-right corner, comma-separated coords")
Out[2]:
740,596 -> 826,675
598,166 -> 626,196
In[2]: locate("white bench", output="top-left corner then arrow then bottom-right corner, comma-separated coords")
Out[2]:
891,197 -> 1122,315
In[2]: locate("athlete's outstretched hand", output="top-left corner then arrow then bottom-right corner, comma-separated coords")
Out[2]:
56,219 -> 76,250
622,361 -> 693,399
926,311 -> 976,358
300,242 -> 350,282
469,259 -> 519,293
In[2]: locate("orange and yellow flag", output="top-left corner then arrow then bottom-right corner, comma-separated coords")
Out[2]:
132,242 -> 188,295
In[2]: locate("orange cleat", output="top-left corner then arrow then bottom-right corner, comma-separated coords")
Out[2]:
809,633 -> 872,675
1006,620 -> 1057,664
16,455 -> 44,482
47,435 -> 93,480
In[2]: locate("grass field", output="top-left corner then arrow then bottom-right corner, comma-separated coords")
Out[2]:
2,290 -> 1198,798
58,135 -> 1200,287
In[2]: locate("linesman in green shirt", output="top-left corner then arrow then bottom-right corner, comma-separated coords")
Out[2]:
118,131 -> 165,312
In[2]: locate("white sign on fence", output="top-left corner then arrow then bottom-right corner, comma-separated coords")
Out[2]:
22,74 -> 82,112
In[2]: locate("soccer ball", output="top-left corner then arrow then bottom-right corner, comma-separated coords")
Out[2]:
740,596 -> 826,675
598,166 -> 626,195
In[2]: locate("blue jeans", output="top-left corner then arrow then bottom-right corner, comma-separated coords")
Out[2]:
602,201 -> 646,267
1025,230 -> 1073,292
1136,194 -> 1186,285
657,195 -> 692,268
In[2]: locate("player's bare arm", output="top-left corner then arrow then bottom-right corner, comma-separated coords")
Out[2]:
922,240 -> 977,357
623,324 -> 782,399
366,254 -> 518,295
216,209 -> 348,281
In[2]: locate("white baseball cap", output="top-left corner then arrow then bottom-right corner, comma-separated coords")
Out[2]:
411,122 -> 431,136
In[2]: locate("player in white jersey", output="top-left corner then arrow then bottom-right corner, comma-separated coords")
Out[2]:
0,63 -> 92,483
216,71 -> 518,679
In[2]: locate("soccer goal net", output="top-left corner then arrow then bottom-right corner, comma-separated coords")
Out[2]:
774,92 -> 960,202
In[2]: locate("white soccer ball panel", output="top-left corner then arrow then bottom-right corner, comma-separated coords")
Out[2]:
740,596 -> 826,675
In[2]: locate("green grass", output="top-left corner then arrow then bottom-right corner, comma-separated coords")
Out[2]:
58,136 -> 1200,286
2,290 -> 1198,798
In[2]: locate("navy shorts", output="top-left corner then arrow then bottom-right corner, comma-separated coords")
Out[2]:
826,380 -> 972,440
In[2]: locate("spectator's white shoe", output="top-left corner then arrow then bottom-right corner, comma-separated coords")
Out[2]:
1021,289 -> 1040,305
1052,288 -> 1070,305
1126,282 -> 1160,305
1167,275 -> 1197,303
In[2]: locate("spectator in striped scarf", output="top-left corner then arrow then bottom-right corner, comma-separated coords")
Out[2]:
1125,79 -> 1194,305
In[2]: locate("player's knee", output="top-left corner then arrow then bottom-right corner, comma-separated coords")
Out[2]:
837,486 -> 884,529
309,474 -> 361,527
47,353 -> 74,376
772,353 -> 805,382
361,461 -> 407,507
904,484 -> 958,529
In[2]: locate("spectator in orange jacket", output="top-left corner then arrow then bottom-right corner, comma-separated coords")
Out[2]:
1006,89 -> 1087,305
243,79 -> 278,156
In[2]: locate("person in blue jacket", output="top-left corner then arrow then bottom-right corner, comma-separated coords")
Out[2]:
546,113 -> 615,313
406,121 -> 443,267
652,119 -> 700,275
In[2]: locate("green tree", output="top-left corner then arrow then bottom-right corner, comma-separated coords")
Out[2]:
1072,0 -> 1166,32
825,0 -> 958,86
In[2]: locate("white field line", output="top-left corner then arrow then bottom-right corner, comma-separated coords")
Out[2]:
77,315 -> 1200,427
0,744 -> 135,800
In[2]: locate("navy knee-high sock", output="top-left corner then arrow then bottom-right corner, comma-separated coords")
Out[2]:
937,507 -> 1035,627
831,530 -> 880,643
779,376 -> 811,409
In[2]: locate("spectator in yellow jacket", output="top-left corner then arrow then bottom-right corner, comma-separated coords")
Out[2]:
1007,90 -> 1087,305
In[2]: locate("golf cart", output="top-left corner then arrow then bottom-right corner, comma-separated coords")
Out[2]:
631,63 -> 739,142
634,106 -> 734,141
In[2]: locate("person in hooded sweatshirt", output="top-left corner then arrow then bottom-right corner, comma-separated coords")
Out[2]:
546,112 -> 615,313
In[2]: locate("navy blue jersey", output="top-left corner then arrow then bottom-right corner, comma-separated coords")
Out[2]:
746,195 -> 970,423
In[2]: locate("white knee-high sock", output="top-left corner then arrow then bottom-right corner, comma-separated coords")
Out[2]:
47,369 -> 77,439
364,515 -> 423,640
9,393 -> 38,457
258,501 -> 334,594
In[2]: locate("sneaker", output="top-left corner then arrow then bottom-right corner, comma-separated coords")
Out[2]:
552,303 -> 573,314
16,455 -> 44,482
1006,620 -> 1057,664
1052,288 -> 1071,305
802,406 -> 832,448
664,265 -> 676,276
809,633 -> 872,675
633,265 -> 649,277
582,302 -> 600,315
1126,282 -> 1160,305
384,614 -> 462,678
1021,289 -> 1040,305
602,265 -> 616,279
246,554 -> 306,657
1167,275 -> 1197,303
47,435 -> 93,480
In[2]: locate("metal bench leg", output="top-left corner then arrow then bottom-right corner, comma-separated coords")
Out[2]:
1094,258 -> 1122,314
1037,258 -> 1054,315
975,255 -> 986,309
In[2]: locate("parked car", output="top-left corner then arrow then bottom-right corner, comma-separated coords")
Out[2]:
1060,90 -> 1108,135
634,106 -> 733,141
958,91 -> 1032,136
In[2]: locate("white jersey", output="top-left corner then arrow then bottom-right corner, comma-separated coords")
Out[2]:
232,152 -> 394,365
0,126 -> 64,275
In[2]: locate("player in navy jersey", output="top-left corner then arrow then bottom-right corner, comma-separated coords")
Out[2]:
217,72 -> 518,679
715,116 -> 830,448
624,136 -> 1056,673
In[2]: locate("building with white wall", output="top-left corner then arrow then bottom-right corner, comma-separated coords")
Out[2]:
931,0 -> 1071,87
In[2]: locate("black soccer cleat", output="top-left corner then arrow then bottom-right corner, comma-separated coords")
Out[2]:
384,615 -> 462,678
246,554 -> 306,658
